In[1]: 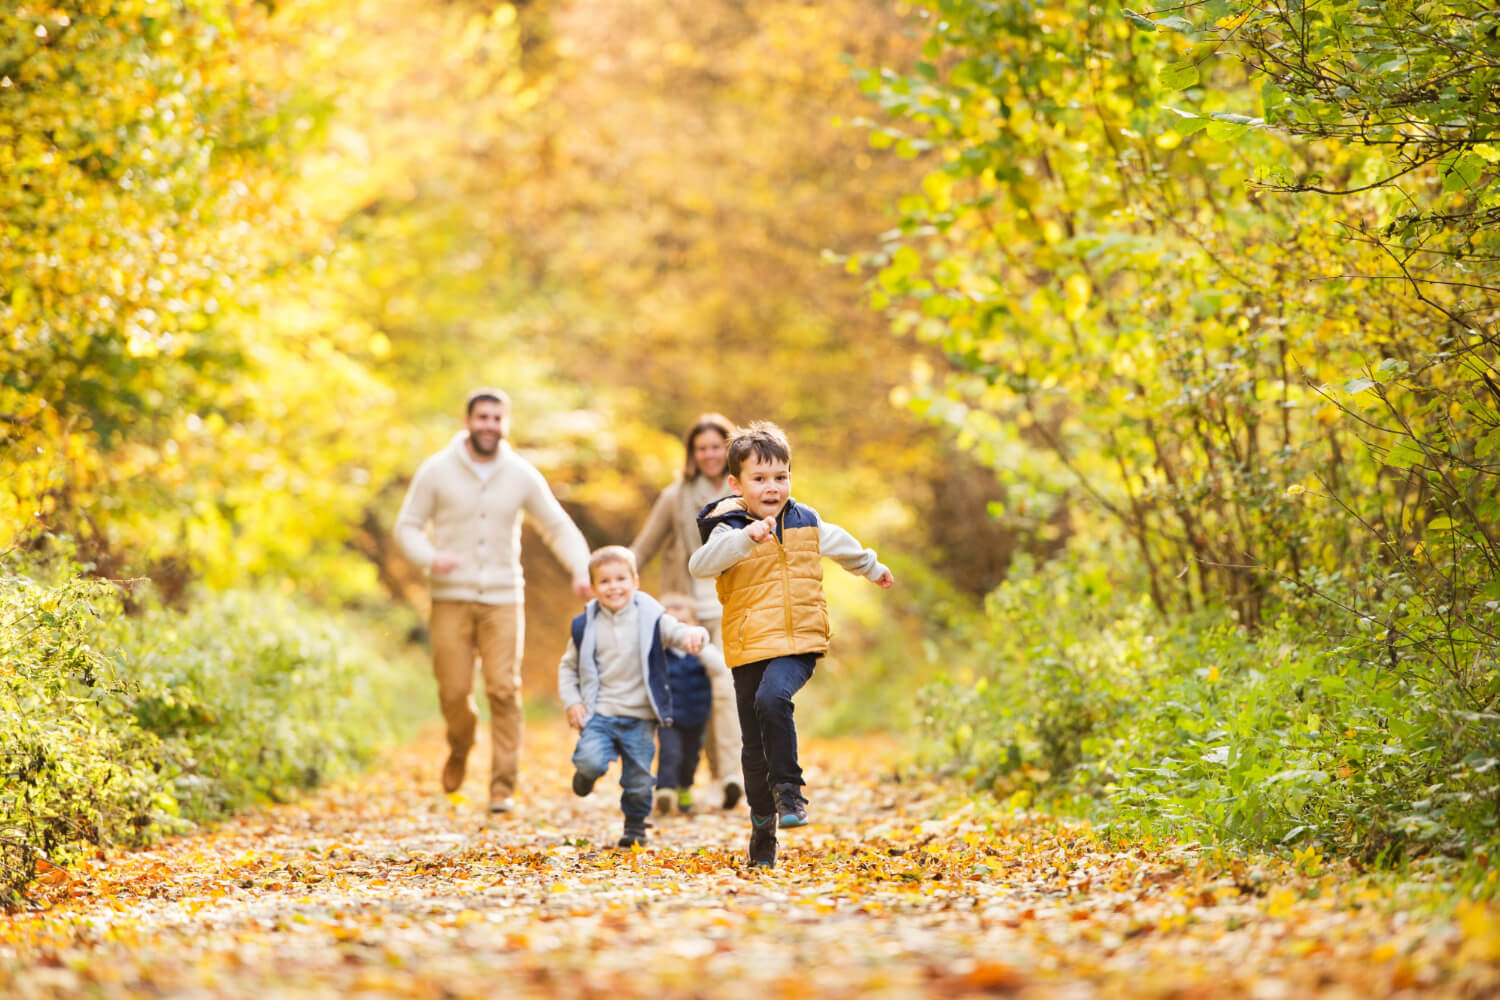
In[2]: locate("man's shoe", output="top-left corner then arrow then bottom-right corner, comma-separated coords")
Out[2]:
487,797 -> 515,815
572,771 -> 597,797
773,782 -> 808,828
616,825 -> 647,849
748,813 -> 777,868
654,788 -> 675,815
441,751 -> 467,794
722,780 -> 743,810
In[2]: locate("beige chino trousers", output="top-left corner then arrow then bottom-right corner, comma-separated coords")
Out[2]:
429,600 -> 524,802
701,617 -> 743,791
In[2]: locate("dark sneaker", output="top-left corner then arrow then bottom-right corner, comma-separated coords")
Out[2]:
748,813 -> 777,868
773,782 -> 808,828
722,780 -> 743,810
572,771 -> 597,797
654,788 -> 675,815
616,826 -> 647,849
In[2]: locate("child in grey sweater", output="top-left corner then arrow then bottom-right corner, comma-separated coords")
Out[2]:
559,546 -> 708,848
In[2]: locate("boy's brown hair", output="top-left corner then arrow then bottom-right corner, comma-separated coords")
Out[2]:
587,545 -> 638,582
727,421 -> 791,478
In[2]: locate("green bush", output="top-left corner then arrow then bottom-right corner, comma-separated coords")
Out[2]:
0,571 -> 170,895
917,552 -> 1500,865
0,557 -> 430,906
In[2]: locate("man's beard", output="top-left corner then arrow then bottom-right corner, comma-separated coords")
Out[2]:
470,432 -> 501,456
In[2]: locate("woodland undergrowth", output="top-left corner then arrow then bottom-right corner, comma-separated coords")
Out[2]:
915,550 -> 1500,879
0,551 -> 429,908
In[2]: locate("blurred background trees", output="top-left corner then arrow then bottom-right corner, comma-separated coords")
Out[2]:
3,0 -> 1496,866
3,0 -> 1016,685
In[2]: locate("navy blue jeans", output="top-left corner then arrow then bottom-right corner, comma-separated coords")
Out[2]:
732,654 -> 817,817
656,724 -> 706,790
571,714 -> 657,826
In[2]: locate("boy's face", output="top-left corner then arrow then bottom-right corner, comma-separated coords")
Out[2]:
591,559 -> 639,612
664,601 -> 696,626
729,452 -> 791,520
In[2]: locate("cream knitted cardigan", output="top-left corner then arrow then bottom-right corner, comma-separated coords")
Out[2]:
630,475 -> 724,621
395,433 -> 590,605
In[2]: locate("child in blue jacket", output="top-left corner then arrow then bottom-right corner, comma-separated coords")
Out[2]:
558,546 -> 708,848
653,593 -> 732,815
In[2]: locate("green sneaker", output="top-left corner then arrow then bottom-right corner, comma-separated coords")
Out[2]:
677,789 -> 694,814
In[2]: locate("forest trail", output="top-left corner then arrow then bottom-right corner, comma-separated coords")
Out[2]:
1,726 -> 1493,999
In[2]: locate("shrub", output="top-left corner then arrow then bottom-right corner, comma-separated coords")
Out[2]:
917,553 -> 1500,865
0,571 -> 170,897
0,557 -> 429,906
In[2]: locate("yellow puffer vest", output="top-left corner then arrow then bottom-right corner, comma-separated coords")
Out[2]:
708,499 -> 830,668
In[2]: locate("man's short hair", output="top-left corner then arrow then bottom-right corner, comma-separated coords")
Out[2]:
727,421 -> 791,478
466,387 -> 511,416
588,545 -> 638,581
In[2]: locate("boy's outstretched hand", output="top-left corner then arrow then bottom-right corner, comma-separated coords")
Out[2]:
565,704 -> 588,730
570,573 -> 594,601
745,516 -> 777,543
682,627 -> 708,654
874,568 -> 895,589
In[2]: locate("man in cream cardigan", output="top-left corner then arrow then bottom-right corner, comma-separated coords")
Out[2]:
396,389 -> 593,813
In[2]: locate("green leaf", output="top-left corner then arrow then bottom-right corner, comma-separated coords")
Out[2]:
1160,61 -> 1200,90
1122,9 -> 1158,31
1342,376 -> 1376,395
1442,151 -> 1482,192
1385,441 -> 1426,469
1155,15 -> 1197,33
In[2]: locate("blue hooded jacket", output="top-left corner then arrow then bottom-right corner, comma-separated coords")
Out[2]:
664,650 -> 713,728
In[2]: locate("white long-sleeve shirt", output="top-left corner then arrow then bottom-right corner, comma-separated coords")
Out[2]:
688,506 -> 888,582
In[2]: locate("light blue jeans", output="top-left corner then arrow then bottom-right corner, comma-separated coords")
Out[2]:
572,714 -> 657,825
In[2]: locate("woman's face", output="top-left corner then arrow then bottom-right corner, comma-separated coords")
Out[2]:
692,429 -> 729,480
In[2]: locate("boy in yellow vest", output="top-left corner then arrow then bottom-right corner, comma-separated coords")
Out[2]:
689,422 -> 894,868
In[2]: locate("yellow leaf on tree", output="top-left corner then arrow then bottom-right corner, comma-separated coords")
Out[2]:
1063,273 -> 1090,322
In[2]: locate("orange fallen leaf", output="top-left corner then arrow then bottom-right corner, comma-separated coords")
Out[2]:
957,961 -> 1027,994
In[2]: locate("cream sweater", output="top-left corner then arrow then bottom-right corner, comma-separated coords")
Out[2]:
395,433 -> 590,605
630,475 -> 725,622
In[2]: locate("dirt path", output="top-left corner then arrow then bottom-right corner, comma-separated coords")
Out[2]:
1,726 -> 1493,999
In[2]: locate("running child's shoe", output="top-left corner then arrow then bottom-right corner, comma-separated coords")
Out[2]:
773,783 -> 808,828
748,813 -> 778,868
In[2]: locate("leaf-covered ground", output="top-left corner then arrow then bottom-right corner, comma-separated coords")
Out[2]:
2,726 -> 1496,999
